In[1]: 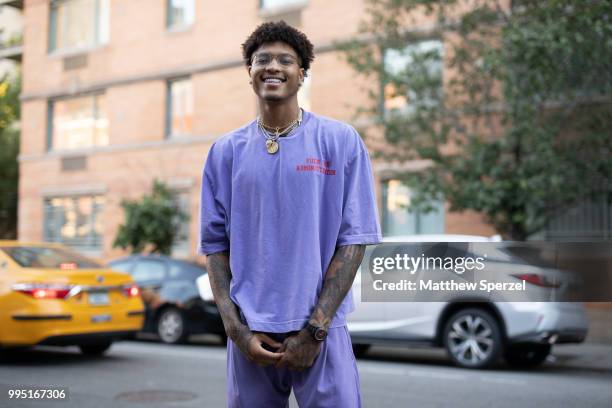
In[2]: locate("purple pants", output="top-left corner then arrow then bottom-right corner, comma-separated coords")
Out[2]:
226,326 -> 362,408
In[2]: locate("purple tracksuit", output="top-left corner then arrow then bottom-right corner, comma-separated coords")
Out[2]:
199,110 -> 382,407
227,327 -> 361,407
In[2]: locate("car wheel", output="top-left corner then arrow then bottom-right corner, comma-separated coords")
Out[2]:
443,308 -> 503,369
505,344 -> 551,367
79,341 -> 112,356
157,307 -> 188,344
352,344 -> 371,358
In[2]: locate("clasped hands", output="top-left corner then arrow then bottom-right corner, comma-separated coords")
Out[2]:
236,328 -> 322,372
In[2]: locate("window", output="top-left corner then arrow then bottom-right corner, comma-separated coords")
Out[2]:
297,74 -> 311,111
260,0 -> 306,10
383,39 -> 444,114
167,0 -> 195,29
169,262 -> 204,280
131,260 -> 166,283
43,195 -> 105,251
109,260 -> 134,273
381,179 -> 444,236
1,246 -> 104,269
49,0 -> 109,52
167,78 -> 194,137
544,195 -> 612,241
49,93 -> 108,151
171,190 -> 190,257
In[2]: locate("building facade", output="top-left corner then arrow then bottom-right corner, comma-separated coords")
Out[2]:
0,0 -> 22,79
17,0 -> 500,261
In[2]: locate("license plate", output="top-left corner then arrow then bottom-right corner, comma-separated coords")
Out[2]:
91,314 -> 112,323
88,291 -> 109,306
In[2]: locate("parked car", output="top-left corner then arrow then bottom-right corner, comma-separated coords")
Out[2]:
348,234 -> 588,369
108,255 -> 225,344
0,241 -> 144,356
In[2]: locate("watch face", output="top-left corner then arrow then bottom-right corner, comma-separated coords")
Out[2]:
314,329 -> 327,341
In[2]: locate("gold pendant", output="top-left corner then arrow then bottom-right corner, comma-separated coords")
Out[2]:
266,140 -> 279,154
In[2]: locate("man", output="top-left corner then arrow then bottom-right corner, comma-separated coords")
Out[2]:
199,21 -> 381,408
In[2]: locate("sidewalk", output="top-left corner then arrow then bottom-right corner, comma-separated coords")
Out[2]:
585,307 -> 612,344
548,343 -> 612,374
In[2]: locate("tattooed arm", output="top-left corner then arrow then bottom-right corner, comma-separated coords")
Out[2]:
308,244 -> 366,329
276,244 -> 366,371
207,251 -> 283,366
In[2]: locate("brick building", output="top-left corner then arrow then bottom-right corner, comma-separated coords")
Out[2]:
6,0 -> 611,342
16,0 -> 516,261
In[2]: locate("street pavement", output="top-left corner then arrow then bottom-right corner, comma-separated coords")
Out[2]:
1,335 -> 611,408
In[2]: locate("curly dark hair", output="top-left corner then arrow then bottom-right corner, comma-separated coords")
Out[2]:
241,21 -> 314,74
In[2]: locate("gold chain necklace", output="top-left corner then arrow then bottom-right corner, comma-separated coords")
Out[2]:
257,109 -> 303,154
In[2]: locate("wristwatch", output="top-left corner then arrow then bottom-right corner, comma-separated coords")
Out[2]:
306,323 -> 328,342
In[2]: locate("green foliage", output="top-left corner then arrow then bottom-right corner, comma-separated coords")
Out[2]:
113,180 -> 189,255
0,73 -> 21,239
339,0 -> 612,240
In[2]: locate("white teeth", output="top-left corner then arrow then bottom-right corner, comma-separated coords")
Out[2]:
264,78 -> 283,83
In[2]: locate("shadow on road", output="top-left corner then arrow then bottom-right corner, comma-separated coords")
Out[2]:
358,345 -> 612,376
133,333 -> 226,348
3,339 -> 611,378
0,347 -> 131,366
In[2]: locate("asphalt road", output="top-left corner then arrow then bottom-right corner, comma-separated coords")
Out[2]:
1,336 -> 611,408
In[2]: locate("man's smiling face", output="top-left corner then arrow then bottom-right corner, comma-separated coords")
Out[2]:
248,41 -> 304,103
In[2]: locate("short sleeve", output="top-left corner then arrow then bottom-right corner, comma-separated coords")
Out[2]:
336,129 -> 383,247
198,143 -> 231,255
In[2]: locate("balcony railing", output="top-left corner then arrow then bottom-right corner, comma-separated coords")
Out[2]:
0,33 -> 22,62
0,0 -> 24,10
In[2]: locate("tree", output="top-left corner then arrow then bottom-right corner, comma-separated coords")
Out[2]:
340,0 -> 612,240
113,179 -> 189,255
0,73 -> 21,239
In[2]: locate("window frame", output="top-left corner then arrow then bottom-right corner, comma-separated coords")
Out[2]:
381,178 -> 445,236
43,194 -> 105,252
381,38 -> 445,117
48,0 -> 110,54
170,188 -> 191,258
166,76 -> 194,138
47,91 -> 108,152
166,0 -> 195,30
259,0 -> 308,11
297,72 -> 312,112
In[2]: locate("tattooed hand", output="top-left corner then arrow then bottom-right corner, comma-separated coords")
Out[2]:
238,330 -> 285,367
275,329 -> 321,371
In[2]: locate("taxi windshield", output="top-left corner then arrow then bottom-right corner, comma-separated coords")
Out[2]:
1,246 -> 104,269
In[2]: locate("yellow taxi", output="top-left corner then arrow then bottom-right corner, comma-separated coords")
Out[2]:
0,241 -> 144,355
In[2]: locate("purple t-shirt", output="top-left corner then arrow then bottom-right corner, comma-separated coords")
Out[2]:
198,110 -> 382,332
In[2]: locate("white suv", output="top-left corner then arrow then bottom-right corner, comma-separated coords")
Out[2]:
348,235 -> 589,369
